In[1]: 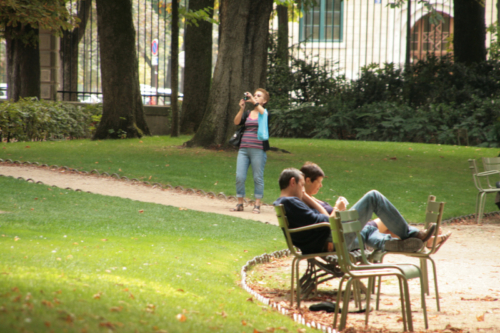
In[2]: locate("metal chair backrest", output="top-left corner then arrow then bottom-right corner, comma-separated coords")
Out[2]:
425,195 -> 444,228
482,157 -> 500,172
329,210 -> 370,272
482,157 -> 500,187
468,159 -> 483,191
274,204 -> 300,256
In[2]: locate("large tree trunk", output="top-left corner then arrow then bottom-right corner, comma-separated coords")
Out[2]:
454,0 -> 486,65
180,0 -> 214,134
5,24 -> 41,102
171,0 -> 180,136
60,0 -> 92,102
93,0 -> 150,139
187,0 -> 273,147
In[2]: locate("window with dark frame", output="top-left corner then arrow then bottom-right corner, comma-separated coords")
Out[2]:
300,0 -> 343,42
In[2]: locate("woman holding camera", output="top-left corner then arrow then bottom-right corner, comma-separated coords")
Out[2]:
230,88 -> 270,214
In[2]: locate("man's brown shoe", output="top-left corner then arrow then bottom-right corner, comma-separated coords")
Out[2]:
414,223 -> 437,243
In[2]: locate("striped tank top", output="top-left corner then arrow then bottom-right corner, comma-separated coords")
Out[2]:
240,116 -> 263,150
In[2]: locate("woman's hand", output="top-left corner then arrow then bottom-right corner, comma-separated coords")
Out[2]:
239,99 -> 246,108
335,196 -> 348,211
244,92 -> 256,105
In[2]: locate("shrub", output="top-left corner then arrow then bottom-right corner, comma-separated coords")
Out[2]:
0,98 -> 102,142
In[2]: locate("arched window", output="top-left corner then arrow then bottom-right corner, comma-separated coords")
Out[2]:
410,13 -> 453,61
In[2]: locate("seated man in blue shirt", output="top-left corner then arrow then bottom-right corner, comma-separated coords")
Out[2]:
273,168 -> 434,254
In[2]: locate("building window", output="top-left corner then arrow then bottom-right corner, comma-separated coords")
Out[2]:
411,12 -> 454,61
300,0 -> 343,42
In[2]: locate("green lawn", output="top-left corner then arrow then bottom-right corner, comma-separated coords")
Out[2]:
1,135 -> 497,222
0,177 -> 298,333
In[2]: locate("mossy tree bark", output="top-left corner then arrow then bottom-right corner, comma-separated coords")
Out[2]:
186,0 -> 273,147
454,0 -> 486,65
180,0 -> 214,134
93,0 -> 150,139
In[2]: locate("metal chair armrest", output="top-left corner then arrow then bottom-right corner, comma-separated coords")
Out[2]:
288,222 -> 331,233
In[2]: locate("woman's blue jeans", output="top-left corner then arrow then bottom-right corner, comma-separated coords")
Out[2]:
235,148 -> 267,199
348,190 -> 419,250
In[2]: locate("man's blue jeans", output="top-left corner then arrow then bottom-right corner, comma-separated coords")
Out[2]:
348,190 -> 419,251
235,148 -> 267,199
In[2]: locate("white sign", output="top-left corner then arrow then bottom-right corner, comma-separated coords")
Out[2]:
152,56 -> 159,66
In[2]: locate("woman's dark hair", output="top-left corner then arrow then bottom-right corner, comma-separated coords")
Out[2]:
278,168 -> 303,190
300,162 -> 325,182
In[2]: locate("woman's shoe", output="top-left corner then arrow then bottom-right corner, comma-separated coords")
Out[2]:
427,232 -> 452,253
230,203 -> 244,212
252,206 -> 260,214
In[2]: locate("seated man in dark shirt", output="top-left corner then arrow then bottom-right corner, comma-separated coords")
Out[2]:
273,168 -> 433,254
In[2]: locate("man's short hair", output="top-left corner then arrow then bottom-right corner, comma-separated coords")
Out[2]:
300,162 -> 325,182
278,168 -> 304,190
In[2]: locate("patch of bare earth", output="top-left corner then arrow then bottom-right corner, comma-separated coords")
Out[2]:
247,221 -> 500,332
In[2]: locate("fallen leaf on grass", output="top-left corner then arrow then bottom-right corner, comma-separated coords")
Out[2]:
110,306 -> 123,312
179,207 -> 188,211
246,297 -> 253,302
93,292 -> 102,299
41,300 -> 53,308
99,322 -> 115,329
242,320 -> 247,326
176,314 -> 187,322
138,210 -> 144,213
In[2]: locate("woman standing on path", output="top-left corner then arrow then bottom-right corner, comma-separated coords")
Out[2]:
230,88 -> 270,214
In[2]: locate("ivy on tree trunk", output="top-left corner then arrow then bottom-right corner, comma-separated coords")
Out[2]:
93,0 -> 150,139
187,0 -> 273,147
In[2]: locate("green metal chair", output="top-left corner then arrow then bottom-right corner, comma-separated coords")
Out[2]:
329,210 -> 428,332
371,195 -> 445,311
468,159 -> 500,223
274,204 -> 343,308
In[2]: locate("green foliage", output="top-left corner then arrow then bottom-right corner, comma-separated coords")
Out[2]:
269,55 -> 500,147
0,98 -> 102,142
0,0 -> 76,43
266,32 -> 347,110
487,22 -> 500,61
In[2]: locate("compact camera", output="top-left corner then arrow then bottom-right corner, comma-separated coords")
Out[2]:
243,93 -> 249,101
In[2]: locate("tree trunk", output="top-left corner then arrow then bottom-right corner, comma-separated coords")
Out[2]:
60,0 -> 92,102
5,24 -> 41,102
180,0 -> 214,134
187,0 -> 273,147
454,0 -> 486,65
93,0 -> 150,139
277,4 -> 288,66
171,0 -> 180,137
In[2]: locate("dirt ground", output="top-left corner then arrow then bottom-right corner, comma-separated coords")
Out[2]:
1,163 -> 500,332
